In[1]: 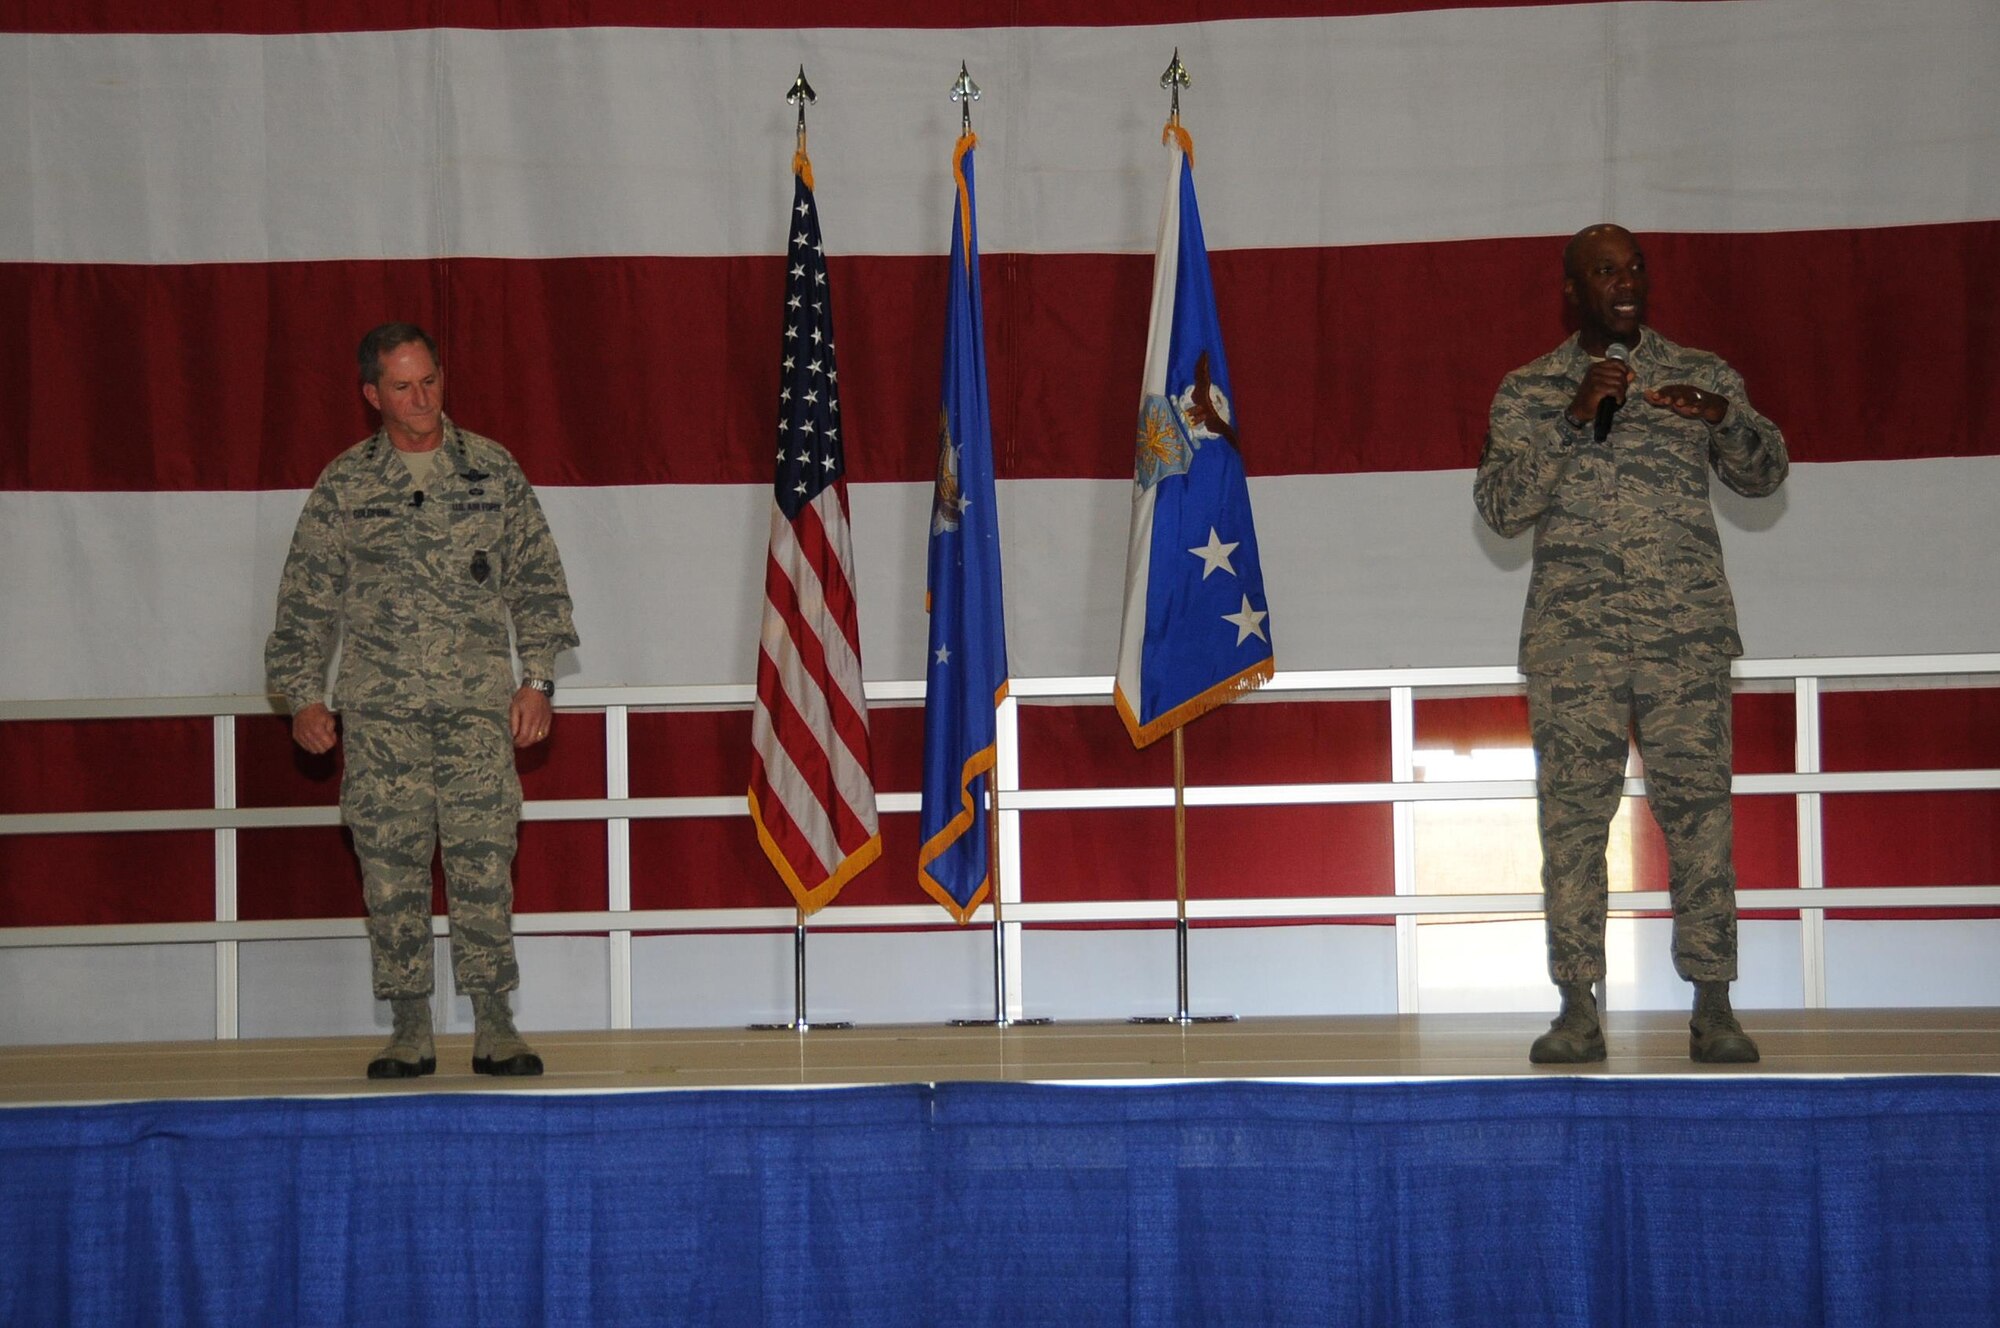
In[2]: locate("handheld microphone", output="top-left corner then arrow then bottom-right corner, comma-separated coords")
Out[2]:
1593,342 -> 1631,442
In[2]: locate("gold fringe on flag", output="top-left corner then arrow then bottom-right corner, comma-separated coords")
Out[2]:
952,132 -> 978,272
1116,657 -> 1274,749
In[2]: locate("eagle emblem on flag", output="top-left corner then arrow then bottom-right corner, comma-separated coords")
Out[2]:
931,411 -> 965,535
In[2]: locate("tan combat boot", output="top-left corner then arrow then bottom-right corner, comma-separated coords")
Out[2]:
366,996 -> 437,1079
1529,981 -> 1607,1064
471,994 -> 544,1077
1690,981 -> 1760,1063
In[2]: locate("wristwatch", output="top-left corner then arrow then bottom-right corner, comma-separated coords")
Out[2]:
524,678 -> 555,698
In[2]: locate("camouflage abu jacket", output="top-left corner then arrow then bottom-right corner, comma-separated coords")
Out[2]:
1475,326 -> 1788,674
266,418 -> 579,714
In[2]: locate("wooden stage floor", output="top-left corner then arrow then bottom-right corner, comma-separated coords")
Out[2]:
3,1009 -> 1997,1107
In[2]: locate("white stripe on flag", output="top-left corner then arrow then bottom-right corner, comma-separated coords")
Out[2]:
749,694 -> 843,878
760,501 -> 878,833
778,490 -> 872,724
8,2 -> 1997,265
9,462 -> 2000,702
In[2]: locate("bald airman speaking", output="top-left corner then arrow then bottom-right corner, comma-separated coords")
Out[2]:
1477,225 -> 1788,1066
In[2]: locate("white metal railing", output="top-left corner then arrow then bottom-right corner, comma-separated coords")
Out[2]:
3,654 -> 1998,1033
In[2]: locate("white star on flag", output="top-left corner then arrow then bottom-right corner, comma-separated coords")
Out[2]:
1188,528 -> 1239,579
1223,595 -> 1269,646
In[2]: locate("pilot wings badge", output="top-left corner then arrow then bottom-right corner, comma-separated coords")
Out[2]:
1135,394 -> 1192,491
1135,351 -> 1233,492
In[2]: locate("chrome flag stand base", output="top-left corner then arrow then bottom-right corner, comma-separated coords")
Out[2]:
948,890 -> 1053,1028
748,914 -> 853,1031
1129,918 -> 1237,1025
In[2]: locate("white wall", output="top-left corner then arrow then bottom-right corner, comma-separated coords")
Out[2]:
7,919 -> 1997,1046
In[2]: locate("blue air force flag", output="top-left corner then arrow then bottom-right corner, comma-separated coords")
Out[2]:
1113,126 -> 1275,747
919,133 -> 1010,923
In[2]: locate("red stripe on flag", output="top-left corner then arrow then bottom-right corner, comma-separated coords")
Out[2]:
749,472 -> 880,910
8,222 -> 1996,491
756,551 -> 874,854
750,655 -> 878,904
789,501 -> 872,760
800,493 -> 867,663
746,747 -> 826,881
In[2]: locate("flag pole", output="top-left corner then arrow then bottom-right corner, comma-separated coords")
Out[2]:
789,904 -> 810,1028
948,768 -> 1008,1024
1175,727 -> 1189,1021
1131,725 -> 1234,1024
950,767 -> 1051,1027
747,65 -> 854,1033
937,64 -> 1048,1030
990,779 -> 1006,1019
752,903 -> 850,1031
1128,49 -> 1236,1027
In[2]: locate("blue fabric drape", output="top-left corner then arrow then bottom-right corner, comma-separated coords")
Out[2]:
3,1078 -> 1996,1326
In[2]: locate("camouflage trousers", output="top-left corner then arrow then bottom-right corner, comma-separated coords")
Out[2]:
1527,655 -> 1738,985
340,707 -> 523,1000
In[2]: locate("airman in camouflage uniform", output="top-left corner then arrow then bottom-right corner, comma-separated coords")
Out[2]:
267,324 -> 578,1079
1476,226 -> 1787,1065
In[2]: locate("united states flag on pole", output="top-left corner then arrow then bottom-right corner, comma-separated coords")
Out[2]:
747,152 -> 881,915
918,131 -> 1010,924
1114,123 -> 1275,747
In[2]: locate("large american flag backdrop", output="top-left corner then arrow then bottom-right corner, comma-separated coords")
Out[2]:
2,1 -> 1996,969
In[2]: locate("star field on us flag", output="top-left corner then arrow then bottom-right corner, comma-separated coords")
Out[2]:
774,198 -> 843,520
